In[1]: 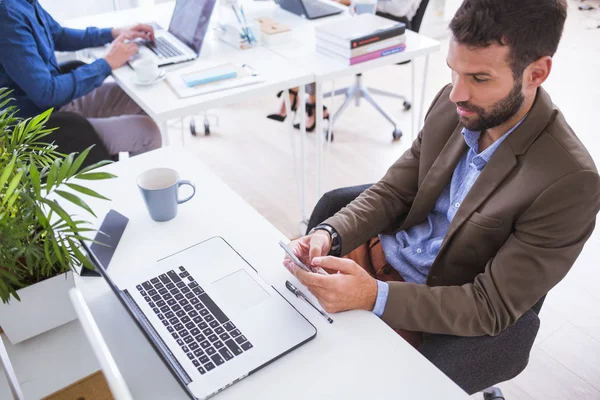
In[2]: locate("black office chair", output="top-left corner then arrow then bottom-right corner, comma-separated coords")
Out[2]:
307,184 -> 543,399
325,0 -> 431,141
41,60 -> 112,168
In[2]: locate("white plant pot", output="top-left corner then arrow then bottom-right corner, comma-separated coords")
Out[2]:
0,271 -> 77,344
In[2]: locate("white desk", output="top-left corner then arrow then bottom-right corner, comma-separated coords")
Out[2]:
0,148 -> 468,399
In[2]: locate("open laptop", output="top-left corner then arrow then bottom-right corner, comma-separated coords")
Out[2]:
275,0 -> 343,20
81,217 -> 316,399
69,288 -> 134,400
133,0 -> 217,67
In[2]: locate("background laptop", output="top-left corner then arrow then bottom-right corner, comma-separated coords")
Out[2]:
275,0 -> 343,20
70,288 -> 134,400
133,0 -> 217,67
82,215 -> 316,400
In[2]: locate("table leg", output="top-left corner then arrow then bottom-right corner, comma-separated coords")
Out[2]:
298,86 -> 308,234
180,117 -> 185,146
284,87 -> 308,233
418,55 -> 431,132
411,59 -> 416,141
160,121 -> 170,146
316,82 -> 324,198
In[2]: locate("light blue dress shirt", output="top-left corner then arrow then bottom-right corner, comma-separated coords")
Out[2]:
372,119 -> 524,317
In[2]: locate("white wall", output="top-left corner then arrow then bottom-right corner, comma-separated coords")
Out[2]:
39,0 -> 142,23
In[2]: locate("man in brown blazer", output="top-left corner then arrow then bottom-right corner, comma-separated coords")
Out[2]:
283,0 -> 600,345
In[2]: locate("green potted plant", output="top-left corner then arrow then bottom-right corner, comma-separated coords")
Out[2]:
0,88 -> 115,343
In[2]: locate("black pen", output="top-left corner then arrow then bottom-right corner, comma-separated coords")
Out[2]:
286,280 -> 333,324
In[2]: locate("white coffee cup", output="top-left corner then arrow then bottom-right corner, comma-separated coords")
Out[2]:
135,58 -> 160,83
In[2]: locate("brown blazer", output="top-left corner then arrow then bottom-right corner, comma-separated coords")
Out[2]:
324,85 -> 600,337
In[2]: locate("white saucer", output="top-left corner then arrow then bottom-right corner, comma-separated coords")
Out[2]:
133,71 -> 166,86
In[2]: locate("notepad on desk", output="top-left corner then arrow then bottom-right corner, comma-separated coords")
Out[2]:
166,63 -> 264,98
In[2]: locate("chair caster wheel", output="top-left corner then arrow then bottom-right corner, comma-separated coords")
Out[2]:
190,119 -> 197,136
483,387 -> 505,400
403,101 -> 412,111
324,131 -> 334,142
392,129 -> 403,141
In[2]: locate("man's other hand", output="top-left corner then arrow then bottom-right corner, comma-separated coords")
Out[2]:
112,23 -> 155,42
104,35 -> 139,70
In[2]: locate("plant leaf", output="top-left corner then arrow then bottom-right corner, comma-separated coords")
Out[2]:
48,231 -> 64,265
67,147 -> 92,176
76,159 -> 113,175
57,153 -> 74,186
0,154 -> 16,191
74,172 -> 117,181
46,158 -> 60,194
65,183 -> 110,200
54,190 -> 96,217
40,199 -> 76,229
2,169 -> 23,205
30,163 -> 41,198
68,238 -> 94,270
0,268 -> 23,288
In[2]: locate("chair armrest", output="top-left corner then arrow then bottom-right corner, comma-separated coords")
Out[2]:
306,184 -> 373,234
419,309 -> 540,394
59,60 -> 88,74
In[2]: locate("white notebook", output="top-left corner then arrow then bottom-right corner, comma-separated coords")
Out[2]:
166,63 -> 264,98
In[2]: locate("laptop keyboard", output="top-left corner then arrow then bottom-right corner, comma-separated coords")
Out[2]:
136,266 -> 253,375
146,37 -> 184,59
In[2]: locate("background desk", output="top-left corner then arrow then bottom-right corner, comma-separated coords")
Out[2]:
66,0 -> 440,230
66,2 -> 316,230
0,148 -> 468,399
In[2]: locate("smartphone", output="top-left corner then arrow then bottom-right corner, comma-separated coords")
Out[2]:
279,241 -> 329,275
279,241 -> 314,272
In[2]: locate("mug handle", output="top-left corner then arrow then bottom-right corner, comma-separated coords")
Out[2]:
177,180 -> 196,204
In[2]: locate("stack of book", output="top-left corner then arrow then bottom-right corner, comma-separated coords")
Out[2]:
315,14 -> 406,65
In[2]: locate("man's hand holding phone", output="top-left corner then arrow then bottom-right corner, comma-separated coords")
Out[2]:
281,231 -> 379,314
280,230 -> 331,275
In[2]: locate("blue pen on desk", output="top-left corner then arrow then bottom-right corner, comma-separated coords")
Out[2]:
286,280 -> 334,324
239,6 -> 256,44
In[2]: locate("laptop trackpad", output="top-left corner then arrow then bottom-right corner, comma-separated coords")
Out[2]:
210,270 -> 270,313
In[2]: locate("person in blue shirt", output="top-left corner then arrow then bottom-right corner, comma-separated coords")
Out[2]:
0,0 -> 162,156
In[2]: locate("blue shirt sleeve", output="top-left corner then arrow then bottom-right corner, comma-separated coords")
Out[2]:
372,280 -> 389,318
41,6 -> 114,51
0,4 -> 112,112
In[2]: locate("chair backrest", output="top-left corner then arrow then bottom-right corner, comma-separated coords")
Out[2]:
410,0 -> 430,33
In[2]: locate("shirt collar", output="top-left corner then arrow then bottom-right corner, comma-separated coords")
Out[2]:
461,116 -> 526,170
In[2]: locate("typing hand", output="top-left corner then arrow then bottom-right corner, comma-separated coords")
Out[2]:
282,231 -> 331,273
104,35 -> 139,70
111,23 -> 155,42
331,0 -> 351,6
289,256 -> 378,313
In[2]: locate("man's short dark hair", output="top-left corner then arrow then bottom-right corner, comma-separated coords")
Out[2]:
449,0 -> 567,79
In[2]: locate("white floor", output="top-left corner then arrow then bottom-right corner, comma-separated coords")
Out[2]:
164,1 -> 600,399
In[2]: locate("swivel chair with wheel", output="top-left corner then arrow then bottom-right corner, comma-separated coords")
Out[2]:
326,0 -> 430,140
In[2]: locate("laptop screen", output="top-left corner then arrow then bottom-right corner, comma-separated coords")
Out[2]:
168,0 -> 217,54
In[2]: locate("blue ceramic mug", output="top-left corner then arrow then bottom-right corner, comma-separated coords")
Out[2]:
137,168 -> 196,222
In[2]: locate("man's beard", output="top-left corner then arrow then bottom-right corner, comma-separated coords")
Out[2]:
456,80 -> 525,131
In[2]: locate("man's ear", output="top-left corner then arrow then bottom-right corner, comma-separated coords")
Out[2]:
525,56 -> 552,89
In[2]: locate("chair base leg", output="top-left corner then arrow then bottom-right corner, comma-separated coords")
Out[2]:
483,387 -> 505,400
330,75 -> 407,140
